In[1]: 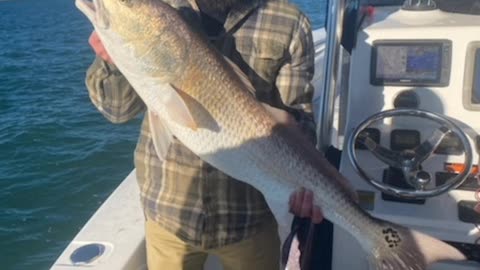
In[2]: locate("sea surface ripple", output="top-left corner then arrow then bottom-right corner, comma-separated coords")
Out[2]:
0,0 -> 325,269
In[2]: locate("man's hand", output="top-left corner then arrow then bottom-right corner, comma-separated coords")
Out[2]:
289,188 -> 324,224
89,31 -> 114,64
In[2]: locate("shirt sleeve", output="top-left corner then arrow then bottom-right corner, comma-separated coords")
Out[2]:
85,57 -> 146,123
275,13 -> 316,143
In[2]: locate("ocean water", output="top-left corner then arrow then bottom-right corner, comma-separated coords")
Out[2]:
0,0 -> 326,269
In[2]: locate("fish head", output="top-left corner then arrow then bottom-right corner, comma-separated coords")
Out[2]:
76,0 -> 189,82
76,0 -> 173,34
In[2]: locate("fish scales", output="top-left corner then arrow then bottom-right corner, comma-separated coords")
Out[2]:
75,0 -> 468,269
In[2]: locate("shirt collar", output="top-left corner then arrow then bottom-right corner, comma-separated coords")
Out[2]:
172,0 -> 262,34
224,0 -> 262,33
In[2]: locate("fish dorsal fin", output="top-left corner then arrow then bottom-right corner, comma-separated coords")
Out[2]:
163,84 -> 198,130
148,110 -> 173,161
223,56 -> 256,96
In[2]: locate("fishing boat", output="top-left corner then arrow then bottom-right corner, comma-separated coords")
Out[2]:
51,0 -> 480,269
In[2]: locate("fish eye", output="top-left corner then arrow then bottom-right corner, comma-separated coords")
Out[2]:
119,0 -> 132,6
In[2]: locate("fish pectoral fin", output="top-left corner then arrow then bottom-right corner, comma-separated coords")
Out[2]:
163,85 -> 198,130
148,110 -> 173,160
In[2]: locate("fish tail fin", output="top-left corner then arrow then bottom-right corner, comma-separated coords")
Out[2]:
368,220 -> 466,270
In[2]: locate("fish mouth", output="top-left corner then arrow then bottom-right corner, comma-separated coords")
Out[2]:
76,0 -> 110,29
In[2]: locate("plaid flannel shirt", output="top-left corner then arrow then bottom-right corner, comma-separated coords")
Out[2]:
85,0 -> 315,249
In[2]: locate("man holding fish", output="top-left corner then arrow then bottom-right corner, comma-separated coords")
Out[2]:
84,0 -> 322,269
76,0 -> 469,268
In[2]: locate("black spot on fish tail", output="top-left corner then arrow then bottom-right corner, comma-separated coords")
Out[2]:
368,219 -> 466,270
382,227 -> 402,248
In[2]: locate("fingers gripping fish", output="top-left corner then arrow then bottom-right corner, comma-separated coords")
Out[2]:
76,0 -> 467,269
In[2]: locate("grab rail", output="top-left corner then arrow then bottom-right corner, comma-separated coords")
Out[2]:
317,0 -> 346,151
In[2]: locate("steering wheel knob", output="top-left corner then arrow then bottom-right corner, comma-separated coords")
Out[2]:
414,171 -> 431,190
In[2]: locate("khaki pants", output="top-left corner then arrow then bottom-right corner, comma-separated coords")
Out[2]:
145,218 -> 280,270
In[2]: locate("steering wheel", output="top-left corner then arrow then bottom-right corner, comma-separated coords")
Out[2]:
347,109 -> 473,199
